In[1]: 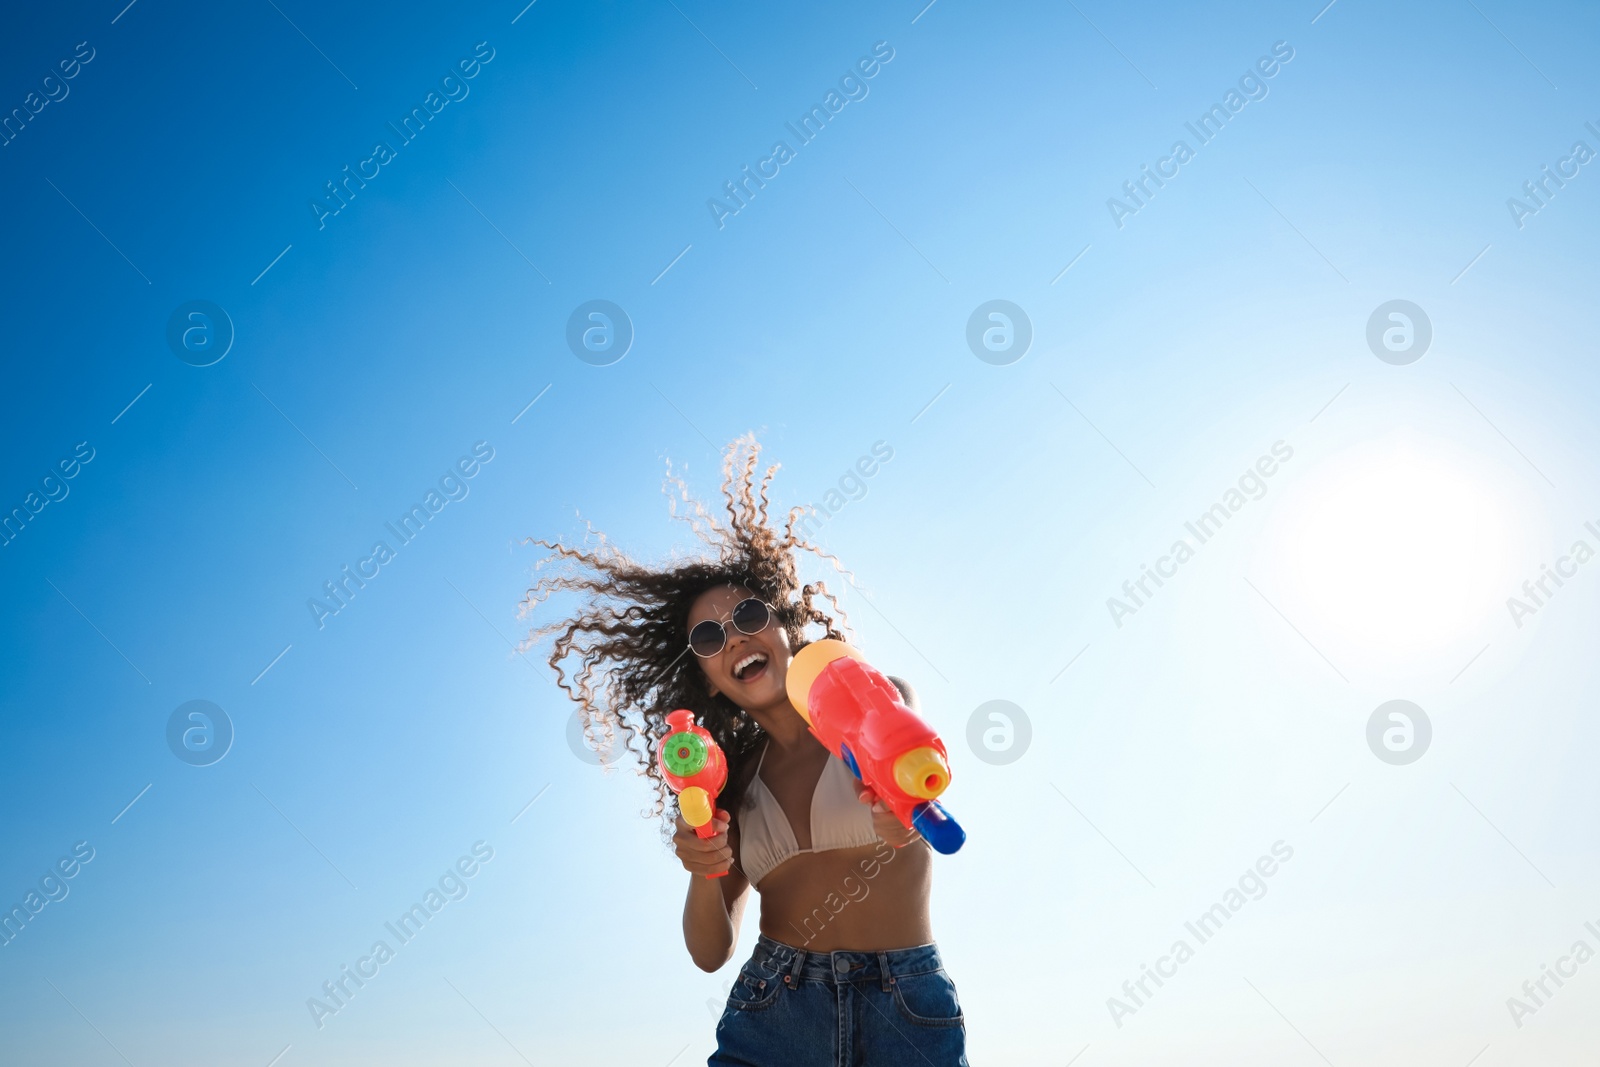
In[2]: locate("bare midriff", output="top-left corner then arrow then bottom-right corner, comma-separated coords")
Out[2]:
753,838 -> 933,952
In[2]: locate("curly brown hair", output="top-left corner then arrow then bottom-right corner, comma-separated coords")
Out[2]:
519,435 -> 850,832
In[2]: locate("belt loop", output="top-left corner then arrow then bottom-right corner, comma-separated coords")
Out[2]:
785,946 -> 807,986
877,951 -> 893,993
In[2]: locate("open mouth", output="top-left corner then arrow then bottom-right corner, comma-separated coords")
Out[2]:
732,652 -> 769,682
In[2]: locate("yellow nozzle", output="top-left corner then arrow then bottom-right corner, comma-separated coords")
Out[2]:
784,639 -> 866,726
679,785 -> 714,827
893,747 -> 950,800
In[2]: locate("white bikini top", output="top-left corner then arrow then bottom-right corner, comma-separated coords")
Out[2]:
737,743 -> 881,886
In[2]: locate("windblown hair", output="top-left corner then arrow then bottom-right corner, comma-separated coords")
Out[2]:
520,436 -> 849,832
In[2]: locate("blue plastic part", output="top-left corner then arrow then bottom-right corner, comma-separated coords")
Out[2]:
911,800 -> 966,854
839,743 -> 861,780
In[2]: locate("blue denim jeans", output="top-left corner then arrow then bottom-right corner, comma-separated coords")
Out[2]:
709,934 -> 968,1067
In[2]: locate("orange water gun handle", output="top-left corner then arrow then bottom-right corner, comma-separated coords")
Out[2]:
691,811 -> 727,878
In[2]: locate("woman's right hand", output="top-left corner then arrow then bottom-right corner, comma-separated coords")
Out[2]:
674,811 -> 734,877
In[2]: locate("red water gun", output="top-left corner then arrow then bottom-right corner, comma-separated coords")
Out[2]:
786,640 -> 966,854
656,709 -> 730,878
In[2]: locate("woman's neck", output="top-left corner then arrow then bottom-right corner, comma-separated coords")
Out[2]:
750,700 -> 813,749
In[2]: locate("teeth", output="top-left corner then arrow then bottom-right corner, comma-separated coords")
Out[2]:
734,653 -> 767,678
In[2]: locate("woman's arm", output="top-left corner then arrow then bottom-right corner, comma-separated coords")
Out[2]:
675,811 -> 752,971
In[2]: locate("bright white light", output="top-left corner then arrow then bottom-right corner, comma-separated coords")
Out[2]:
1264,434 -> 1525,668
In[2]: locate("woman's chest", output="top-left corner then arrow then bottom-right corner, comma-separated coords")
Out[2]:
758,748 -> 838,850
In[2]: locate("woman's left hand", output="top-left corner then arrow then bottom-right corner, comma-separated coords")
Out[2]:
854,782 -> 920,848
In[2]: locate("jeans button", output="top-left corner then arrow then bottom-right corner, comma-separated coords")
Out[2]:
834,958 -> 850,974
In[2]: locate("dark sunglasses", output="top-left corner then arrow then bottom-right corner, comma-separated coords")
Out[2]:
688,597 -> 773,658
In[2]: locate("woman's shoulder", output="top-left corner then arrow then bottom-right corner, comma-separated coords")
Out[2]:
886,675 -> 919,711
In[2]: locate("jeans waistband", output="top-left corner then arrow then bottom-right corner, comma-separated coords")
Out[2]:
748,933 -> 945,987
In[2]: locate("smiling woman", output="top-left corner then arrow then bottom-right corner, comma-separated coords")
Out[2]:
524,438 -> 851,806
520,436 -> 850,816
520,435 -> 970,1067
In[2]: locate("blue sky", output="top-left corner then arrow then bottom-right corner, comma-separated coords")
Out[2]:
3,0 -> 1600,1063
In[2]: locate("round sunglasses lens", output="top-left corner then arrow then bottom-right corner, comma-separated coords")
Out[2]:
731,598 -> 770,635
689,620 -> 726,657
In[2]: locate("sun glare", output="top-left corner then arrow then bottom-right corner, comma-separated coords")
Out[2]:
1262,434 -> 1528,669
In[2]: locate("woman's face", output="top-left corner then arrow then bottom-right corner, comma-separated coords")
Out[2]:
686,585 -> 793,710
